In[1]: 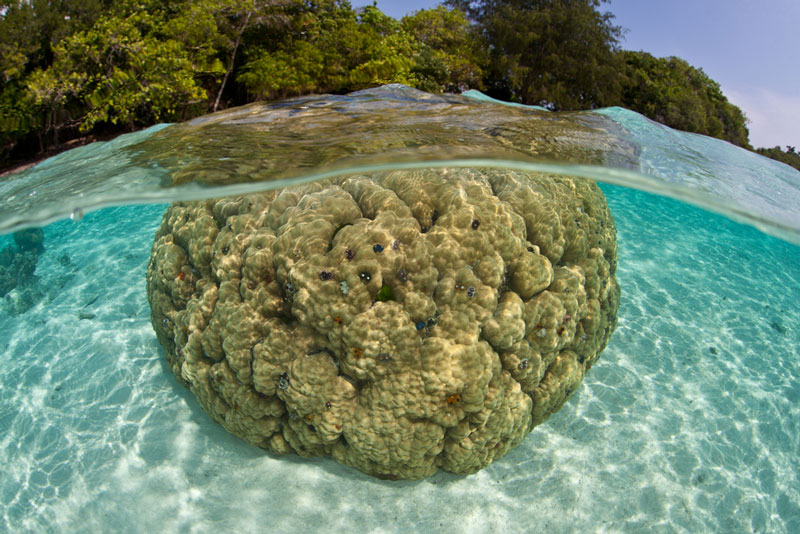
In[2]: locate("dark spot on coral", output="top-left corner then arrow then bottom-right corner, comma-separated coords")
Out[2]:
518,359 -> 529,370
325,401 -> 332,409
222,246 -> 229,255
416,321 -> 426,331
471,219 -> 480,230
345,248 -> 355,260
431,210 -> 439,223
373,244 -> 384,253
466,286 -> 476,298
319,270 -> 333,281
360,272 -> 371,283
708,346 -> 718,355
527,246 -> 534,252
578,354 -> 586,364
396,268 -> 408,282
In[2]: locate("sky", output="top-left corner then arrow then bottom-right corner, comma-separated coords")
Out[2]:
354,0 -> 800,150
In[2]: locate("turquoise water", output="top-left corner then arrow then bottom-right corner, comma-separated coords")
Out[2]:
1,86 -> 799,532
2,186 -> 798,533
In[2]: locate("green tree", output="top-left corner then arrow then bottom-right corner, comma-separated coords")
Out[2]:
449,0 -> 624,109
26,12 -> 206,137
205,0 -> 290,111
1,0 -> 112,158
119,0 -> 290,111
339,4 -> 416,89
619,51 -> 750,147
401,6 -> 486,92
237,1 -> 417,99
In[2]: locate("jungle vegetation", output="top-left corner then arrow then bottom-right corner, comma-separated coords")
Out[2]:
0,0 -> 788,170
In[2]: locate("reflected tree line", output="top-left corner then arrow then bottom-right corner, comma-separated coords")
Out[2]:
1,0 -> 796,171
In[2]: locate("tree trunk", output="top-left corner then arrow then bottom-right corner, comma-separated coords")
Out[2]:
213,10 -> 252,112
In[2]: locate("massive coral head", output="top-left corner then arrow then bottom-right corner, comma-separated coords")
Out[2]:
146,168 -> 620,479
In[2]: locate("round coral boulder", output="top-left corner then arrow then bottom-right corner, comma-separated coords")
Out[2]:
146,168 -> 620,479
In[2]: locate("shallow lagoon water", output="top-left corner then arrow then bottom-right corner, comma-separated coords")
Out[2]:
1,87 -> 799,532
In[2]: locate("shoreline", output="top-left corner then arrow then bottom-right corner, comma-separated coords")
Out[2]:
1,140 -> 94,179
0,131 -> 139,180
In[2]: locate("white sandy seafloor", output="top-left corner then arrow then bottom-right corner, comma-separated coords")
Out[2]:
1,183 -> 799,534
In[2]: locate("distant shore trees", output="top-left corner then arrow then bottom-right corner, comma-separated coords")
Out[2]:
755,146 -> 800,172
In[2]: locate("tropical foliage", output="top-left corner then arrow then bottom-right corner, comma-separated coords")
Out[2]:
0,0 -> 788,169
27,13 -> 206,133
619,51 -> 750,147
447,0 -> 624,110
237,2 -> 418,99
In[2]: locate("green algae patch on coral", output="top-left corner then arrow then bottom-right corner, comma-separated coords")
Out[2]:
146,168 -> 620,480
376,284 -> 395,302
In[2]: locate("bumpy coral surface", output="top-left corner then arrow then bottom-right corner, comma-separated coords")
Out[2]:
146,169 -> 620,479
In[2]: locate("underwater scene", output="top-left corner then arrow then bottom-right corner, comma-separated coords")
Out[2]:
1,86 -> 798,533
